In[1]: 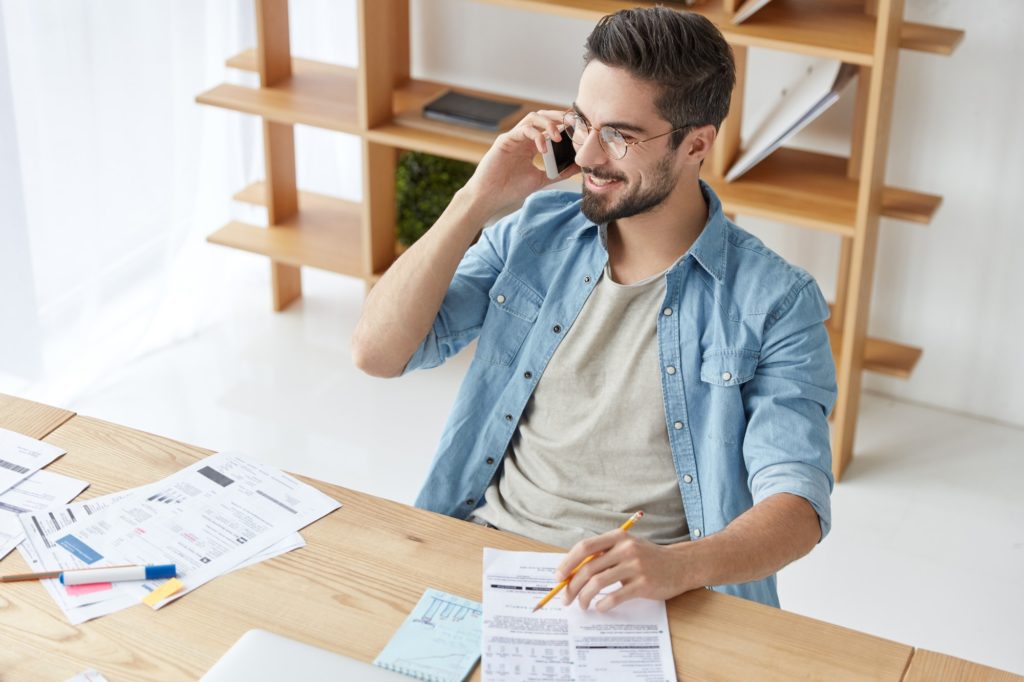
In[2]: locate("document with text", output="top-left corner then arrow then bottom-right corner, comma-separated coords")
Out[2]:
0,469 -> 89,559
0,427 -> 66,496
18,452 -> 337,623
482,549 -> 677,682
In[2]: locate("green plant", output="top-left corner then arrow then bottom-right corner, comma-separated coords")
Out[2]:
395,151 -> 477,246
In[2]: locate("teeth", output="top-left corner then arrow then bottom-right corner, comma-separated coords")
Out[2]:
589,176 -> 615,186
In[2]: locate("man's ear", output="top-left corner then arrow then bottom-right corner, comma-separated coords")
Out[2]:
684,124 -> 718,164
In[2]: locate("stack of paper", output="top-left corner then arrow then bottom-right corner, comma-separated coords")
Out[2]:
16,451 -> 341,624
725,59 -> 858,182
0,427 -> 83,559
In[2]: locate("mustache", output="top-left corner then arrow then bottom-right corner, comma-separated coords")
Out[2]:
580,167 -> 626,182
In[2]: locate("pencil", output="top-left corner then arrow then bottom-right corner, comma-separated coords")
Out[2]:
532,510 -> 644,612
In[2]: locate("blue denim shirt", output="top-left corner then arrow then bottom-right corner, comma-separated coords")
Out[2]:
404,182 -> 836,607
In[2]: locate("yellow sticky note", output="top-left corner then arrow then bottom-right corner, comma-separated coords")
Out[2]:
142,578 -> 185,609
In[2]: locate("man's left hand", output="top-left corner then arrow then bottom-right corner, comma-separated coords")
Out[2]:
555,530 -> 698,612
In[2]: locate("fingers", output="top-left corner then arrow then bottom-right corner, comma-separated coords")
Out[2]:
563,548 -> 622,607
514,110 -> 567,154
555,531 -> 622,580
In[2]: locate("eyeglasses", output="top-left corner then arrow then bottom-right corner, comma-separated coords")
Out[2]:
562,110 -> 697,161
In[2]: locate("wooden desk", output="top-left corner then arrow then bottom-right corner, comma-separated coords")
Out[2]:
0,395 -> 1015,681
0,393 -> 74,440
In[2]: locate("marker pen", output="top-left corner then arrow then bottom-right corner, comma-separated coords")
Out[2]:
59,564 -> 177,585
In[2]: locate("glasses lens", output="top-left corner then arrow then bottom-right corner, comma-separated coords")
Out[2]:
564,113 -> 586,147
600,127 -> 627,160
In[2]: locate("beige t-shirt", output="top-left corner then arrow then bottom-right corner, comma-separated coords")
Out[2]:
472,265 -> 690,548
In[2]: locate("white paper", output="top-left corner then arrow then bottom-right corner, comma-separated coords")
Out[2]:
732,0 -> 774,25
0,427 -> 66,496
18,452 -> 337,623
482,549 -> 677,682
725,60 -> 857,182
0,469 -> 89,559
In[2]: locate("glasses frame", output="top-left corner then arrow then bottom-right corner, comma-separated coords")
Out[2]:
562,110 -> 698,161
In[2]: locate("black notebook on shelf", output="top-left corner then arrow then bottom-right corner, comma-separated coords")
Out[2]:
422,91 -> 521,131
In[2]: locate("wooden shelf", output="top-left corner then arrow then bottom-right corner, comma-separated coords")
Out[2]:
706,148 -> 942,235
476,0 -> 963,64
827,312 -> 922,379
368,79 -> 567,163
195,50 -> 359,133
208,183 -> 371,278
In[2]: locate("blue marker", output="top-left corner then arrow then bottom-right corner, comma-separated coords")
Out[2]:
59,564 -> 177,585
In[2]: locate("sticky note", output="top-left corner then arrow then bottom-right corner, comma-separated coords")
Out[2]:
66,582 -> 112,597
142,578 -> 184,608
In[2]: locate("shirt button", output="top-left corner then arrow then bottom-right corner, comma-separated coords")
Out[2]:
663,307 -> 673,316
552,325 -> 562,334
673,421 -> 683,430
666,366 -> 676,375
496,294 -> 506,304
504,414 -> 513,422
466,499 -> 475,506
683,474 -> 693,484
721,371 -> 733,381
693,528 -> 702,538
486,457 -> 495,465
584,275 -> 592,284
523,371 -> 533,380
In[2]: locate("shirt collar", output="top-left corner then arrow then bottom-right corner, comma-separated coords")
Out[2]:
685,180 -> 729,283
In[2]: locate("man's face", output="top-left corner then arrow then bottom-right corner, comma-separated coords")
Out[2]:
572,61 -> 684,225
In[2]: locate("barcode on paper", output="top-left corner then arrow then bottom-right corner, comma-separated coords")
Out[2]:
0,459 -> 30,474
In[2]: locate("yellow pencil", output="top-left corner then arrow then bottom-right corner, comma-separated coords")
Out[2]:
532,511 -> 644,613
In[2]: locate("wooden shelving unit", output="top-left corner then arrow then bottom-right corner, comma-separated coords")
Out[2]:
195,0 -> 962,479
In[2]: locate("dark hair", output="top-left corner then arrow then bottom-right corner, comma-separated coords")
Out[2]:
584,7 -> 736,148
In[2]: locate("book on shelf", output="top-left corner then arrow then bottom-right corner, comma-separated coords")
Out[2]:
422,90 -> 522,132
725,60 -> 858,182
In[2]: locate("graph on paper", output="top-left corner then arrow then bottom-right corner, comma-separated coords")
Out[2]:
374,588 -> 483,682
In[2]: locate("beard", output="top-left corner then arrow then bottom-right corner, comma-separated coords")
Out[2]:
579,152 -> 678,225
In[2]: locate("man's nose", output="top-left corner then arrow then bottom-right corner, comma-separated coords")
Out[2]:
574,128 -> 609,168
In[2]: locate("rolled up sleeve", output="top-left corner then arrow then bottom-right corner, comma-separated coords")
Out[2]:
741,277 -> 837,540
402,217 -> 510,374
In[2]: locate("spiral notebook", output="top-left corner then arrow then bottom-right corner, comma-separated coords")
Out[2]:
373,588 -> 483,682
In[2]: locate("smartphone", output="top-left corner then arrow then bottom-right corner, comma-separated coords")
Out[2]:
541,126 -> 577,180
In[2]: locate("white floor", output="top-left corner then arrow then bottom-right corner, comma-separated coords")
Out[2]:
55,268 -> 1024,676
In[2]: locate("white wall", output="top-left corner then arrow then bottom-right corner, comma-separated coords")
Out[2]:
406,0 -> 1024,428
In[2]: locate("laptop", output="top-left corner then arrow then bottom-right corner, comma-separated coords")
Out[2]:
200,629 -> 408,681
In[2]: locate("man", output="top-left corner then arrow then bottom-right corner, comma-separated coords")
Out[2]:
352,8 -> 836,612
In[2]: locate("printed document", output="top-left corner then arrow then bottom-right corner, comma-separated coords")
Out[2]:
482,549 -> 677,682
18,452 -> 338,623
0,427 -> 65,496
0,469 -> 88,559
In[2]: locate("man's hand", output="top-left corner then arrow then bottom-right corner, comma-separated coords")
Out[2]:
461,109 -> 578,218
555,531 -> 699,613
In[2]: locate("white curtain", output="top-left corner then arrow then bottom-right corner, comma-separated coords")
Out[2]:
0,0 -> 258,402
0,0 -> 360,405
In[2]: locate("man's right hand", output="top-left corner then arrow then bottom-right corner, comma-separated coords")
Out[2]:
351,109 -> 577,378
461,109 -> 578,219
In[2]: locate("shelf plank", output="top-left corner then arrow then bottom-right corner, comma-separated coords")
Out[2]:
826,306 -> 922,379
208,185 -> 368,278
196,51 -> 358,132
476,0 -> 962,64
706,148 -> 942,235
900,22 -> 965,57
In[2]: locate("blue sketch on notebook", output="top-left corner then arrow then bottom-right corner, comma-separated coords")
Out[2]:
374,588 -> 483,682
415,592 -> 482,627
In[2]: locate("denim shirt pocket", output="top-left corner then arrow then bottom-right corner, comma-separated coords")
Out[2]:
699,348 -> 760,444
700,348 -> 759,386
476,270 -> 543,366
